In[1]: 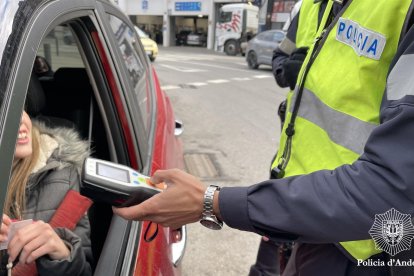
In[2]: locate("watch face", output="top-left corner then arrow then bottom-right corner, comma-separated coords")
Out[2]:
200,217 -> 222,230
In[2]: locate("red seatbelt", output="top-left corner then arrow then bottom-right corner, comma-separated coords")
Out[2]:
12,190 -> 92,276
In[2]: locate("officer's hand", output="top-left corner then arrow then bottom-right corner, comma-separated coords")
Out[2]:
113,169 -> 206,230
282,47 -> 309,90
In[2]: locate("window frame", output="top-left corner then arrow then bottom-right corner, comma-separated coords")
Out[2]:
0,1 -> 144,275
98,2 -> 157,175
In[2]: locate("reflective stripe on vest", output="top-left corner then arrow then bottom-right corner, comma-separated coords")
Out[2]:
289,87 -> 377,155
296,0 -> 322,48
273,0 -> 413,261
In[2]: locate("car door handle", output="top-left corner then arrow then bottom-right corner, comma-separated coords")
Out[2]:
175,119 -> 184,137
171,225 -> 187,267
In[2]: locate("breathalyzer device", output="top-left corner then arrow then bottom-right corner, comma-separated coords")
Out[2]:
80,157 -> 164,207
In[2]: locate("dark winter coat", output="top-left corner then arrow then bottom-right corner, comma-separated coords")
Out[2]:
21,121 -> 92,275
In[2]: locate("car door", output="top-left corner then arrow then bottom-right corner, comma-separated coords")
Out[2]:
261,31 -> 279,65
254,32 -> 267,63
0,0 -> 184,275
0,1 -> 133,275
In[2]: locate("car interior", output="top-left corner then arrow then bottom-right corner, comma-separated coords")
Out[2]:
28,67 -> 113,266
24,19 -> 139,271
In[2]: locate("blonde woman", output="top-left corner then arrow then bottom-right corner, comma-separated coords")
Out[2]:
0,111 -> 92,276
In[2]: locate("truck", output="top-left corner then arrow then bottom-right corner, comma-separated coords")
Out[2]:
215,3 -> 259,56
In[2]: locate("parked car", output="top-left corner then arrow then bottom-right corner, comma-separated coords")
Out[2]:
176,30 -> 191,46
186,32 -> 207,47
0,1 -> 185,275
135,26 -> 158,62
246,30 -> 286,69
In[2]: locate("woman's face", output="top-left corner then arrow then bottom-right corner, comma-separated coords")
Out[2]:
15,111 -> 33,159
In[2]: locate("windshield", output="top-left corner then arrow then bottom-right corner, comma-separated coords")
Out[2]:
218,11 -> 232,23
134,26 -> 149,38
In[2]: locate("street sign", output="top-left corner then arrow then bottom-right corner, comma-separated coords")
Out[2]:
175,2 -> 202,11
142,0 -> 148,10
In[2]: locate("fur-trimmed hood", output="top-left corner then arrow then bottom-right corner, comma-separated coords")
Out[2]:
32,120 -> 90,175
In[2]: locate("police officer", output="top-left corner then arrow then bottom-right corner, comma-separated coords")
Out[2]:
114,0 -> 414,275
251,0 -> 335,275
272,0 -> 346,123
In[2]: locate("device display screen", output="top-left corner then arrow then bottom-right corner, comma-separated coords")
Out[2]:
97,163 -> 130,183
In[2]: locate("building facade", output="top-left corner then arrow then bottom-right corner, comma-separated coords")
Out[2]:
114,0 -> 295,49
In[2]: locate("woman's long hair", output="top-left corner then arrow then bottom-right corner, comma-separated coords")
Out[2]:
4,126 -> 40,219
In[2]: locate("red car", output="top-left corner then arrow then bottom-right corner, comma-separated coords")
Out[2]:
0,0 -> 185,275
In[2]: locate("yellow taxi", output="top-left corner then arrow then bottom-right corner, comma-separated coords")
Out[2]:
135,26 -> 158,62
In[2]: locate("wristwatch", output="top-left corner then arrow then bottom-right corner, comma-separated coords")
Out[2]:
200,185 -> 223,230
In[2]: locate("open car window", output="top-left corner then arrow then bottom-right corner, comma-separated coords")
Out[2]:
24,14 -> 138,275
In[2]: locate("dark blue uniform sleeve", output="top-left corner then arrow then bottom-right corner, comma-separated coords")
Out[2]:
220,25 -> 414,244
272,11 -> 299,88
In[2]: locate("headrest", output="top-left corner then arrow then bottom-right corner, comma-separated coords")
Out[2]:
34,56 -> 53,77
26,74 -> 46,117
53,68 -> 91,108
54,67 -> 90,89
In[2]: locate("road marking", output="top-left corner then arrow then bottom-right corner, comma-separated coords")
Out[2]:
207,79 -> 230,84
160,72 -> 273,91
253,75 -> 273,79
172,60 -> 253,73
232,77 -> 251,81
161,85 -> 181,91
188,82 -> 208,87
158,53 -> 241,62
159,64 -> 207,72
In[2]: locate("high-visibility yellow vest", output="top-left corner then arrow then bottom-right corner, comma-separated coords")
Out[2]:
272,0 -> 413,261
296,0 -> 323,48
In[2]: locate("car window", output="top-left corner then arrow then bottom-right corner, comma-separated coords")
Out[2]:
218,11 -> 232,23
256,32 -> 267,41
107,15 -> 151,133
34,18 -> 142,275
260,32 -> 274,42
37,26 -> 84,71
272,32 -> 285,42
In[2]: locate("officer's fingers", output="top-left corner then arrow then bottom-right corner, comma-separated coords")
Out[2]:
113,196 -> 157,221
113,205 -> 146,221
150,169 -> 172,184
151,168 -> 184,184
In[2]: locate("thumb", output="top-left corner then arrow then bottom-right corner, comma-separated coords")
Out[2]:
112,194 -> 158,221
